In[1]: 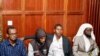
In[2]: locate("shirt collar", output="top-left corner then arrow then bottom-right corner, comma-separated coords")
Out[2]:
53,34 -> 62,42
5,39 -> 19,46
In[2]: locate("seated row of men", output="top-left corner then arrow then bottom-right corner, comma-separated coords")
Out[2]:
0,23 -> 99,56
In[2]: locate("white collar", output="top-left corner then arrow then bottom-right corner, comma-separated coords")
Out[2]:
53,34 -> 62,42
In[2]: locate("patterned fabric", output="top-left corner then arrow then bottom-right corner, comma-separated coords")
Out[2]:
0,39 -> 27,56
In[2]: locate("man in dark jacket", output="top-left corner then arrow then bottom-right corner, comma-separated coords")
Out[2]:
47,24 -> 73,56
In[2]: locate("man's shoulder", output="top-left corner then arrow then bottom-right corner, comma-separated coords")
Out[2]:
74,36 -> 83,40
30,39 -> 36,44
47,33 -> 53,37
0,40 -> 8,45
16,39 -> 24,45
62,35 -> 72,45
47,34 -> 53,39
62,35 -> 69,41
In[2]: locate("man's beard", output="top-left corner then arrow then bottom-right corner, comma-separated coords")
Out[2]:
85,34 -> 91,39
56,33 -> 62,37
10,38 -> 17,43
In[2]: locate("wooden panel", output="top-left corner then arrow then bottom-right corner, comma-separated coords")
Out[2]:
67,0 -> 83,11
2,15 -> 22,38
47,0 -> 64,11
2,0 -> 21,10
67,15 -> 86,40
25,15 -> 43,36
0,0 -> 2,10
1,0 -> 89,44
66,0 -> 87,41
0,10 -> 2,29
0,11 -> 44,15
46,15 -> 63,34
25,0 -> 43,11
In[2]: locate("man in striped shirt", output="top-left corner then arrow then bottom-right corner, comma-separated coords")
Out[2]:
0,26 -> 27,56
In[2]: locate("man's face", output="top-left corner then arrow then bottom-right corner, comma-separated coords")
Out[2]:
39,36 -> 46,43
84,28 -> 92,37
8,29 -> 17,41
54,26 -> 63,37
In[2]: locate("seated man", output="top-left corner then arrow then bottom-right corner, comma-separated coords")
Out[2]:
73,23 -> 99,56
0,26 -> 27,56
28,28 -> 48,56
23,24 -> 73,56
48,24 -> 73,56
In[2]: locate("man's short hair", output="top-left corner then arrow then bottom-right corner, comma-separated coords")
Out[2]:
7,26 -> 15,34
54,24 -> 63,29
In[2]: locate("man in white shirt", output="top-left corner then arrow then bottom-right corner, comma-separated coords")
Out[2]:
48,34 -> 64,56
48,24 -> 73,56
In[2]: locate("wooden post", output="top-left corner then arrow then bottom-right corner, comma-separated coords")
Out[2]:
0,0 -> 3,42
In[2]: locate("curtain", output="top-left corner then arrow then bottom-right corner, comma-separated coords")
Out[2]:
87,0 -> 100,50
